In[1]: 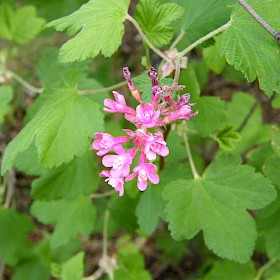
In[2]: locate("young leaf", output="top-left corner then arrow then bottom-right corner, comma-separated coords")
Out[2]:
31,195 -> 96,248
1,88 -> 104,174
0,208 -> 34,265
221,0 -> 280,96
136,185 -> 165,235
163,153 -> 276,262
134,0 -> 184,47
174,0 -> 234,45
0,4 -> 45,44
46,0 -> 130,62
0,85 -> 13,124
203,35 -> 226,74
213,126 -> 241,151
31,151 -> 99,201
61,252 -> 84,280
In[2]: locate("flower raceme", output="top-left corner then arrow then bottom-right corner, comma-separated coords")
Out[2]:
92,67 -> 198,196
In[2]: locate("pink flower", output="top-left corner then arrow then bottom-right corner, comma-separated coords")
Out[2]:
164,104 -> 198,124
135,103 -> 160,128
92,133 -> 130,156
104,91 -> 134,114
102,150 -> 133,177
144,133 -> 169,161
126,154 -> 159,191
100,170 -> 124,196
174,94 -> 191,109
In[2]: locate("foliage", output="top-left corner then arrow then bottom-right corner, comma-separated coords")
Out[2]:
1,0 -> 280,279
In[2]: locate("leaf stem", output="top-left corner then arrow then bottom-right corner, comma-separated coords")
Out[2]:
102,210 -> 110,259
170,29 -> 185,50
79,80 -> 127,95
237,0 -> 280,44
182,130 -> 201,180
126,13 -> 173,65
3,170 -> 15,208
179,21 -> 231,56
7,70 -> 42,94
254,259 -> 277,280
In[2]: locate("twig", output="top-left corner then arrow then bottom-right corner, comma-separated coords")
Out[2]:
179,21 -> 231,56
126,14 -> 173,65
79,81 -> 127,95
3,170 -> 15,208
7,70 -> 42,94
237,0 -> 280,44
237,100 -> 258,132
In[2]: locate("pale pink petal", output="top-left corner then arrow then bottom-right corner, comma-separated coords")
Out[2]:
148,172 -> 159,184
126,172 -> 137,182
137,179 -> 148,191
102,155 -> 116,167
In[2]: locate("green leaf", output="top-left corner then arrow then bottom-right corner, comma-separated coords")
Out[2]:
0,4 -> 45,44
136,185 -> 165,235
31,151 -> 99,200
272,95 -> 280,108
0,85 -> 13,124
163,153 -> 276,262
221,0 -> 280,96
134,0 -> 184,47
213,126 -> 241,151
263,155 -> 280,188
47,0 -> 130,62
0,208 -> 34,265
271,126 -> 280,156
14,144 -> 45,176
203,35 -> 226,74
12,258 -> 50,280
190,96 -> 229,136
174,0 -> 234,46
133,70 -> 173,103
114,241 -> 152,280
203,260 -> 256,280
61,252 -> 84,280
1,88 -> 104,174
226,92 -> 271,153
178,62 -> 200,101
258,195 -> 280,259
247,143 -> 274,172
31,195 -> 96,248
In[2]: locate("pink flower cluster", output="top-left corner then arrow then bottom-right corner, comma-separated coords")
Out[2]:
92,67 -> 197,196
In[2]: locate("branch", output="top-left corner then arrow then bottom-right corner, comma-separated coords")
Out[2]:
179,22 -> 231,56
237,0 -> 280,44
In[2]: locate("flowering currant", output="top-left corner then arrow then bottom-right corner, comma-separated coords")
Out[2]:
92,67 -> 197,196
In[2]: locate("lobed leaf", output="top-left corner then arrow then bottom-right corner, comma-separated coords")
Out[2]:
221,0 -> 280,96
47,0 -> 130,62
134,0 -> 184,47
163,153 -> 276,262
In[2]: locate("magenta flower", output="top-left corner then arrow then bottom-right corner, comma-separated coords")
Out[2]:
92,66 -> 198,196
104,91 -> 134,115
92,133 -> 130,156
102,150 -> 132,177
144,133 -> 169,161
136,103 -> 160,128
126,154 -> 159,191
100,170 -> 124,196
